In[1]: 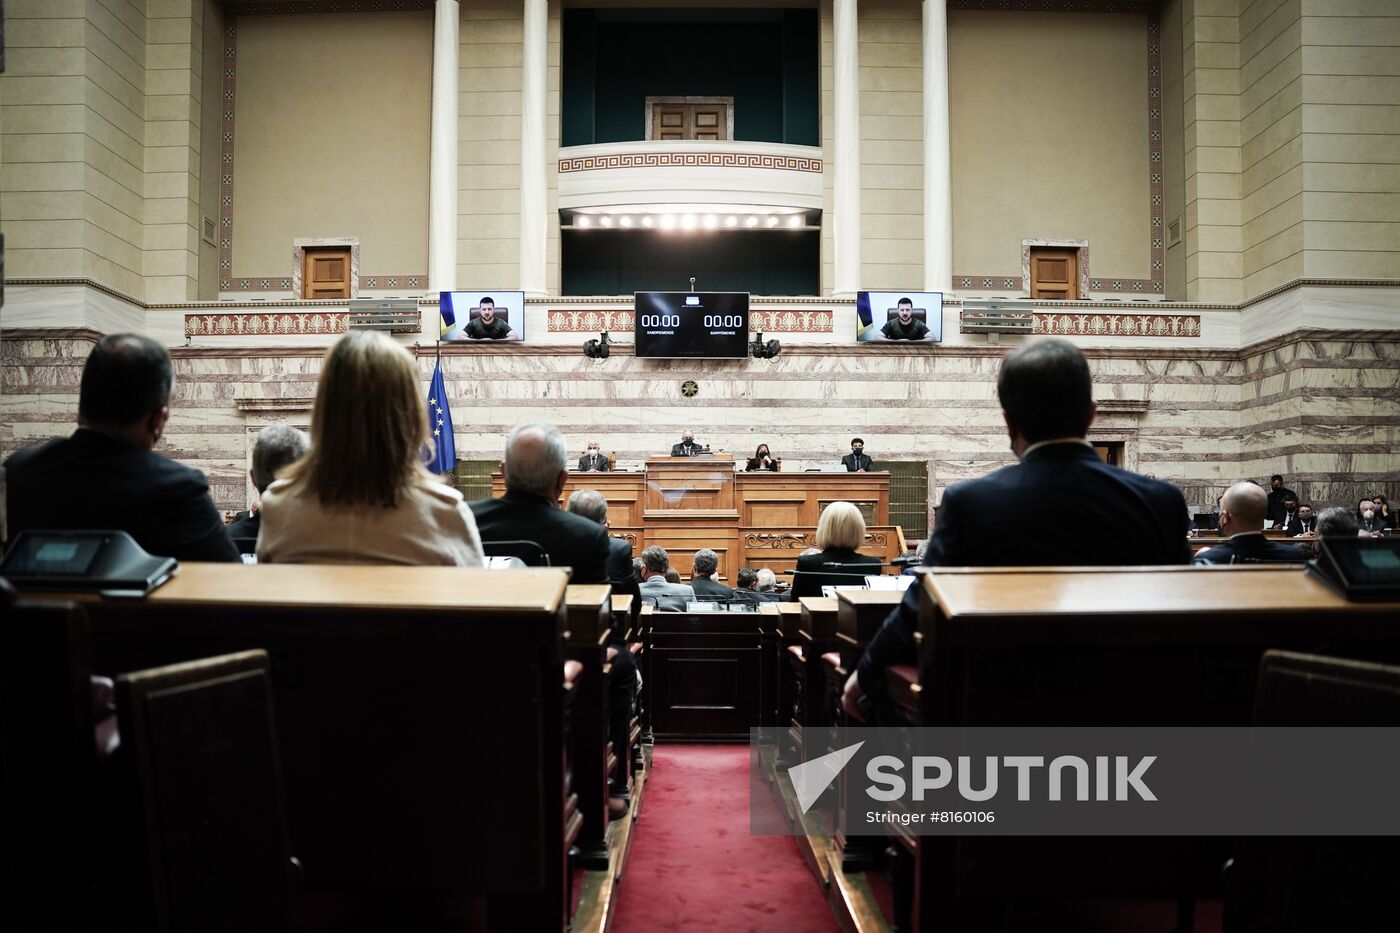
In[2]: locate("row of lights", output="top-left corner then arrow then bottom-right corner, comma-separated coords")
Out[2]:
573,213 -> 808,231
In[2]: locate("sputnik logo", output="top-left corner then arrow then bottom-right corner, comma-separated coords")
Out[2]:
788,742 -> 865,814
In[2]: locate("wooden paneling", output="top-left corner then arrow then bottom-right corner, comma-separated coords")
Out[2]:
301,247 -> 352,300
645,612 -> 767,739
1029,247 -> 1077,300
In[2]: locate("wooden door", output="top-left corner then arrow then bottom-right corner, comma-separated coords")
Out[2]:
302,247 -> 351,300
1029,248 -> 1078,300
650,102 -> 729,141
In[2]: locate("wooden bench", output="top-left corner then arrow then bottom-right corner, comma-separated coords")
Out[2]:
563,585 -> 613,869
78,563 -> 576,932
904,565 -> 1400,933
641,608 -> 769,740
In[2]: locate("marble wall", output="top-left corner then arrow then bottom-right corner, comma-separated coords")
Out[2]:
4,325 -> 1396,525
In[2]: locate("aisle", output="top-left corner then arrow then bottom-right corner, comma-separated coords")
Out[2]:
611,745 -> 838,933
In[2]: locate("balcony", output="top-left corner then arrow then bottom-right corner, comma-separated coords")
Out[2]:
556,141 -> 824,220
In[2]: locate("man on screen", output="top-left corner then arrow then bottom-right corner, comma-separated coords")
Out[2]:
464,297 -> 515,340
671,431 -> 701,457
880,297 -> 930,341
578,442 -> 609,472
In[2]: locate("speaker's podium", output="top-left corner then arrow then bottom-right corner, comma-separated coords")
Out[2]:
644,454 -> 741,580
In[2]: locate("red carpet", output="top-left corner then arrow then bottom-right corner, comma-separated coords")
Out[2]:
611,745 -> 838,933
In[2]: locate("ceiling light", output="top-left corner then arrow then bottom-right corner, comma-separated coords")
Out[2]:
766,216 -> 780,228
745,216 -> 759,228
787,215 -> 804,228
619,215 -> 633,227
642,215 -> 655,228
576,215 -> 591,228
599,215 -> 613,227
681,214 -> 698,230
703,214 -> 718,229
660,214 -> 676,230
725,216 -> 738,227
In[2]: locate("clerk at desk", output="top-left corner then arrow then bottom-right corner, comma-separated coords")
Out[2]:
577,442 -> 609,472
671,430 -> 702,457
842,438 -> 873,472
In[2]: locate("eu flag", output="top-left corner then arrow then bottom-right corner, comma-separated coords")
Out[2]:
425,358 -> 456,475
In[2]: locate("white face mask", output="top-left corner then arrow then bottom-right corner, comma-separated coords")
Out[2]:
1363,509 -> 1375,520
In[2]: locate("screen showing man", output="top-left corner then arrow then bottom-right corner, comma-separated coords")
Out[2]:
856,291 -> 942,343
439,291 -> 525,342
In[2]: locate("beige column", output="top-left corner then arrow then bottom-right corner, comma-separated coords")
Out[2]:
429,0 -> 460,293
832,0 -> 861,298
923,0 -> 952,293
519,0 -> 548,297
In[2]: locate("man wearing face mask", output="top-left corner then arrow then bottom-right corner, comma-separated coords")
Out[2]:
578,442 -> 610,472
1193,483 -> 1310,564
842,338 -> 1190,720
1288,501 -> 1317,536
1265,473 -> 1297,525
1358,498 -> 1385,535
1278,495 -> 1310,535
670,431 -> 701,457
842,438 -> 873,472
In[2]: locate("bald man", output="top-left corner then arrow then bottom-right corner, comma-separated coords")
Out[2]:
1193,482 -> 1309,564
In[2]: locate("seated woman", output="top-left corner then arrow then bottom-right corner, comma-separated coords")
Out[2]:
792,501 -> 882,597
744,443 -> 778,472
257,331 -> 484,566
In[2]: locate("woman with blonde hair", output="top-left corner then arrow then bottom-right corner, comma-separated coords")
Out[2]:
793,500 -> 882,596
257,330 -> 483,566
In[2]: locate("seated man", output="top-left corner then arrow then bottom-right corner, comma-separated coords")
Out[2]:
756,568 -> 780,594
1301,506 -> 1359,558
4,333 -> 239,562
688,549 -> 735,599
638,546 -> 695,610
228,424 -> 310,551
1276,494 -> 1310,536
565,489 -> 639,609
470,422 -> 608,582
671,430 -> 701,457
1194,482 -> 1311,564
843,337 -> 1190,719
577,442 -> 610,472
733,566 -> 780,603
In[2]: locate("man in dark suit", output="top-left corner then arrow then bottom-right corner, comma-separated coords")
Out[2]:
470,422 -> 608,584
227,424 -> 309,553
670,431 -> 701,457
688,548 -> 735,599
841,438 -> 873,472
1194,483 -> 1310,564
1265,474 -> 1298,525
1277,495 -> 1312,536
577,442 -> 610,472
565,489 -> 638,602
4,333 -> 239,563
843,338 -> 1191,718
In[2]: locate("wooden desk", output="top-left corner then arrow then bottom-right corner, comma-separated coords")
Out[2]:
490,465 -> 902,581
79,563 -> 574,931
836,589 -> 905,649
641,609 -> 768,740
906,565 -> 1400,933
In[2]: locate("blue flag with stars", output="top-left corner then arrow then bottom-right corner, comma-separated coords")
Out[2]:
426,358 -> 456,475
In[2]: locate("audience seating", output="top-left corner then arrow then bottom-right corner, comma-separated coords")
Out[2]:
901,566 -> 1400,933
563,585 -> 614,868
641,605 -> 770,740
2,582 -> 102,932
114,649 -> 295,932
480,538 -> 552,566
75,563 -> 577,932
1223,651 -> 1400,932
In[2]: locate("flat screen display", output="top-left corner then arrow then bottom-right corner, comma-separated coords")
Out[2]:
634,292 -> 749,359
856,291 -> 943,343
1,533 -> 105,577
439,290 -> 525,342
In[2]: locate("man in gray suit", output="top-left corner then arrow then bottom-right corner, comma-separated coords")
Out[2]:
638,545 -> 695,610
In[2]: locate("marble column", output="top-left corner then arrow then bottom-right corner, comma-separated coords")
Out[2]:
519,0 -> 548,297
923,0 -> 953,293
832,0 -> 861,298
428,0 -> 460,293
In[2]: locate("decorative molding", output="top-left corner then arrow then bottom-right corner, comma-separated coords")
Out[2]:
559,151 -> 822,174
226,1 -> 433,15
744,532 -> 811,550
1034,312 -> 1200,338
951,7 -> 1163,295
750,310 -> 835,334
234,397 -> 315,412
547,310 -> 634,333
1095,399 -> 1151,414
185,311 -> 349,337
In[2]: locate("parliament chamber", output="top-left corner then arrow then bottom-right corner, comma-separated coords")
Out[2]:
2,0 -> 1400,931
